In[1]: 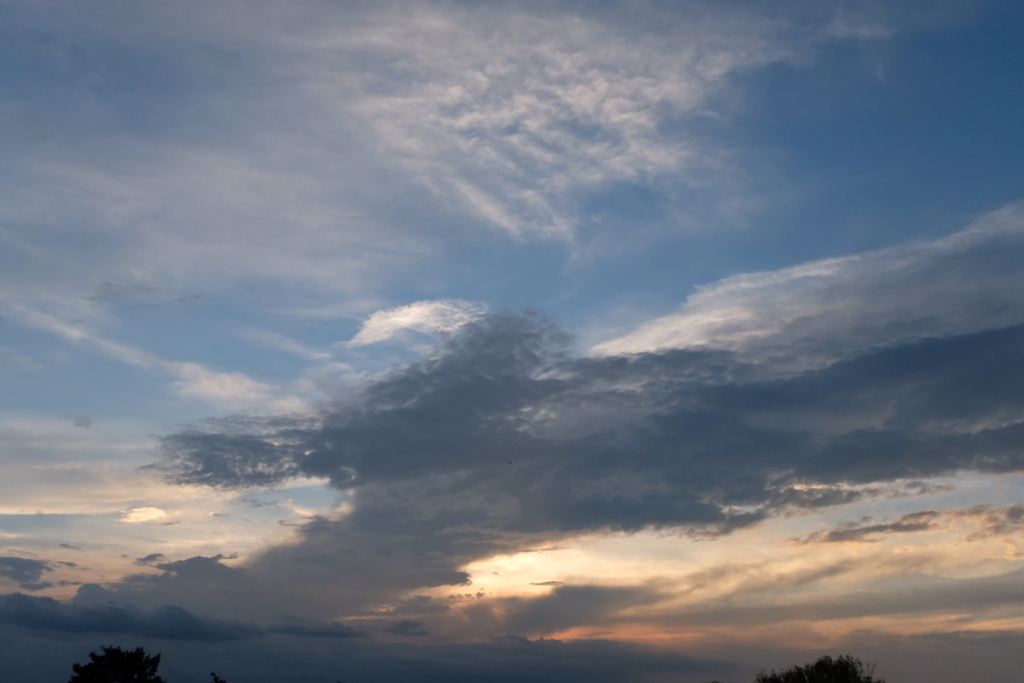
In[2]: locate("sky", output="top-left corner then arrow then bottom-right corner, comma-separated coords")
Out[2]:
2,1 -> 1024,681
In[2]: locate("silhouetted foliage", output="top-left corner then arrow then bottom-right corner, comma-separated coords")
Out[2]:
210,674 -> 227,683
755,655 -> 884,683
69,646 -> 166,683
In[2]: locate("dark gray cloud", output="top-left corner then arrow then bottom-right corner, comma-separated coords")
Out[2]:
382,619 -> 429,637
0,556 -> 54,591
0,590 -> 371,644
266,621 -> 367,638
144,313 -> 1024,627
795,511 -> 940,544
0,592 -> 260,641
70,556 -> 281,624
161,313 -> 1024,519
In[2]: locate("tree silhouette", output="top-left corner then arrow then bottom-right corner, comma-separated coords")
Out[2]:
755,655 -> 884,683
68,646 -> 166,683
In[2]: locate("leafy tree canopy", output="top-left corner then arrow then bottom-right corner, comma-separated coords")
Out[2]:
755,655 -> 885,683
69,646 -> 166,683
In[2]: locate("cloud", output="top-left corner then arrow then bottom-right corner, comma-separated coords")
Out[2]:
120,507 -> 169,524
0,557 -> 54,591
169,362 -> 290,411
488,585 -> 669,635
948,504 -> 1024,539
794,511 -> 940,544
146,206 -> 1024,630
0,0 -> 897,335
10,306 -> 304,412
342,4 -> 796,239
266,621 -> 367,638
162,310 -> 1024,516
69,556 -> 269,621
145,295 -> 1024,628
381,619 -> 429,637
794,505 -> 1024,545
0,2 -> 440,341
326,0 -> 911,242
911,628 -> 1024,649
594,202 -> 1024,370
666,566 -> 1024,628
0,593 -> 261,641
348,299 -> 488,347
1,2 -> 1021,678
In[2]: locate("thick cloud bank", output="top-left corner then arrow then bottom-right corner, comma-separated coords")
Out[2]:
0,557 -> 56,591
0,592 -> 260,641
150,302 -> 1024,626
163,313 -> 1024,515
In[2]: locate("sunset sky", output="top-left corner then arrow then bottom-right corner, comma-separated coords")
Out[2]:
2,1 -> 1024,681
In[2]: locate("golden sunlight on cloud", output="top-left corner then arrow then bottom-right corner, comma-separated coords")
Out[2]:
442,475 -> 1024,649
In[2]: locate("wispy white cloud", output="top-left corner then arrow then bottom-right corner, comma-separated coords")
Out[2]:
0,147 -> 420,310
348,299 -> 487,347
235,328 -> 333,361
9,306 -> 304,412
594,202 -> 1024,369
168,361 -> 302,413
0,0 -> 899,322
330,5 -> 805,240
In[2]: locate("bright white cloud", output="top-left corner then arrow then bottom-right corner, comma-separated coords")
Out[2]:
169,362 -> 275,407
594,202 -> 1024,369
119,507 -> 169,524
348,299 -> 487,346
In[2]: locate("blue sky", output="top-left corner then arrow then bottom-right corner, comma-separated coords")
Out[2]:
2,1 -> 1024,681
